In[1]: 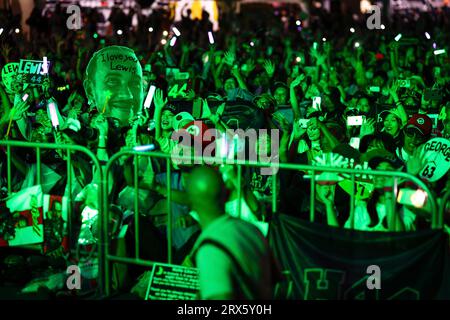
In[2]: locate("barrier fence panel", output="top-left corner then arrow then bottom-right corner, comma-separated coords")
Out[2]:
440,189 -> 450,228
0,140 -> 105,296
101,150 -> 440,297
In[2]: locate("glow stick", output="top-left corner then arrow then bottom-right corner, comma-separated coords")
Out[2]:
172,27 -> 181,37
133,144 -> 156,152
170,36 -> 177,47
144,85 -> 156,109
434,49 -> 445,56
102,91 -> 112,113
42,56 -> 48,75
48,102 -> 60,127
6,111 -> 15,138
208,31 -> 214,45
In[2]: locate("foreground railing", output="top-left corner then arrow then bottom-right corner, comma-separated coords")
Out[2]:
101,150 -> 440,296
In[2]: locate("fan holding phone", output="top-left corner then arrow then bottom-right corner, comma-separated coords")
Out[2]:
290,117 -> 340,164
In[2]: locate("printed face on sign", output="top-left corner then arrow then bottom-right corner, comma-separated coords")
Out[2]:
85,47 -> 143,127
1,63 -> 21,94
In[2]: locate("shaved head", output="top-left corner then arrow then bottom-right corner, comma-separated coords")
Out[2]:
187,166 -> 225,202
186,166 -> 226,226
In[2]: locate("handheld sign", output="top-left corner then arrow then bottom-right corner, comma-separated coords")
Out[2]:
420,138 -> 450,182
18,59 -> 51,85
144,263 -> 199,300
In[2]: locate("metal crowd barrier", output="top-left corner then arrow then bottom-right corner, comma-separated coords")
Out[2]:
0,141 -> 442,298
440,189 -> 450,226
0,140 -> 105,295
101,150 -> 440,297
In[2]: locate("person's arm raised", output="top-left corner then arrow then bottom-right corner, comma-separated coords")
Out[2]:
289,74 -> 305,120
153,89 -> 168,141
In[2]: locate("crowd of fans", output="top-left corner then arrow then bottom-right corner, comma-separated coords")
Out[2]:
1,2 -> 450,296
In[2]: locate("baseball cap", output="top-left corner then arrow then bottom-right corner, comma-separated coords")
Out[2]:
406,114 -> 432,137
172,111 -> 194,130
378,108 -> 405,126
363,149 -> 403,170
162,104 -> 177,114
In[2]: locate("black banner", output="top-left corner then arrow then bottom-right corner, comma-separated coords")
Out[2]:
269,215 -> 450,300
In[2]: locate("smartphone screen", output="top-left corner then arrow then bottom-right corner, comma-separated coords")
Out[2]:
347,116 -> 365,126
175,72 -> 190,81
312,97 -> 321,111
369,86 -> 380,93
349,137 -> 360,149
298,119 -> 310,129
397,79 -> 411,88
397,189 -> 428,208
22,93 -> 29,101
144,85 -> 156,109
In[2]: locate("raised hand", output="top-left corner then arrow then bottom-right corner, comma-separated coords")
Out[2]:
272,113 -> 290,132
223,51 -> 236,66
93,114 -> 109,136
154,89 -> 167,110
245,58 -> 256,74
1,44 -> 12,60
293,121 -> 307,139
290,74 -> 305,88
360,118 -> 376,137
263,59 -> 275,77
316,184 -> 335,207
389,80 -> 400,99
10,99 -> 30,121
407,146 -> 426,176
185,89 -> 196,100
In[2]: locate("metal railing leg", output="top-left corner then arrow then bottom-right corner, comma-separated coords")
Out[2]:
166,158 -> 172,264
7,145 -> 11,194
310,170 -> 315,223
272,172 -> 277,215
66,151 -> 73,248
237,164 -> 242,219
36,147 -> 41,186
103,165 -> 110,297
134,155 -> 140,260
350,174 -> 355,230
